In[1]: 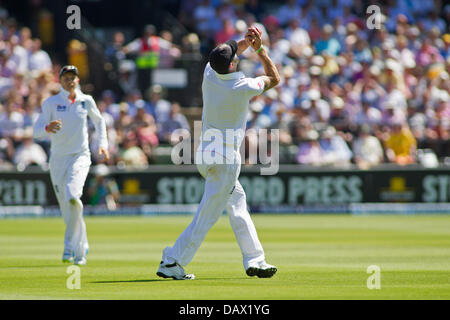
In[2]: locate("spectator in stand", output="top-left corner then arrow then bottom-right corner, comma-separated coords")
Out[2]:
276,0 -> 302,27
193,0 -> 217,37
384,122 -> 417,165
315,24 -> 341,56
122,24 -> 158,58
244,0 -> 264,21
0,135 -> 14,168
28,38 -> 52,72
319,126 -> 353,166
269,105 -> 293,146
177,0 -> 199,31
13,127 -> 47,170
304,88 -> 330,123
407,100 -> 427,146
8,34 -> 28,74
0,101 -> 23,139
262,14 -> 281,36
0,44 -> 16,78
215,18 -> 235,45
117,59 -> 137,97
158,30 -> 181,68
285,18 -> 310,59
31,69 -> 58,100
125,89 -> 146,118
296,129 -> 323,165
425,91 -> 450,156
289,111 -> 311,144
114,102 -> 133,143
260,89 -> 281,126
101,90 -> 120,121
159,102 -> 190,144
217,1 -> 237,24
132,103 -> 159,160
146,84 -> 171,127
353,124 -> 384,169
11,72 -> 29,97
87,164 -> 120,211
329,96 -> 350,131
122,24 -> 180,93
181,33 -> 201,54
91,99 -> 118,165
422,10 -> 446,34
247,98 -> 269,130
442,34 -> 450,59
353,38 -> 372,64
381,99 -> 406,126
105,31 -> 126,63
355,98 -> 382,126
416,39 -> 445,68
23,93 -> 40,128
19,27 -> 32,47
118,132 -> 148,168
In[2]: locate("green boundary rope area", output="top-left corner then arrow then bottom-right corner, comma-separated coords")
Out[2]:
1,203 -> 450,218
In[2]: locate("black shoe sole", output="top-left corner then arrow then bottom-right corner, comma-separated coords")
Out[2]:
156,271 -> 178,280
246,267 -> 277,278
157,261 -> 183,280
156,271 -> 194,280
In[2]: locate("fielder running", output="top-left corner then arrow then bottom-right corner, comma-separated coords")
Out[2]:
157,27 -> 280,279
33,65 -> 109,265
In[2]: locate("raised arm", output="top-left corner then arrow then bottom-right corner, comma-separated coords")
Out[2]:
236,38 -> 250,56
247,27 -> 280,92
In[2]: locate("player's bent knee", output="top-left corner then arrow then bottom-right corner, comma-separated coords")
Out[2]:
69,198 -> 83,208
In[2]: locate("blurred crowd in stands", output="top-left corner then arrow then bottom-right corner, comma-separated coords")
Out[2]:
0,0 -> 449,171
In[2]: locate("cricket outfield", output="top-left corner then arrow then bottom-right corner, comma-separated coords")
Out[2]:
0,215 -> 449,300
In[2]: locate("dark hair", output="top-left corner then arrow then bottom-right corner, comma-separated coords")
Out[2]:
208,40 -> 238,74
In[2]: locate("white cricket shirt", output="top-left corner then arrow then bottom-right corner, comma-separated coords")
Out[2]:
33,87 -> 108,156
200,62 -> 265,151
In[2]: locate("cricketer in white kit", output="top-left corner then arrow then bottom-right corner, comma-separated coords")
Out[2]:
33,65 -> 109,265
157,27 -> 280,280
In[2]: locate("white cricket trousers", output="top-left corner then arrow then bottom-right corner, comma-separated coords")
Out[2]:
49,151 -> 91,258
162,150 -> 265,270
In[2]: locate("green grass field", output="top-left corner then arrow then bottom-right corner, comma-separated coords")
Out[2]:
0,214 -> 449,300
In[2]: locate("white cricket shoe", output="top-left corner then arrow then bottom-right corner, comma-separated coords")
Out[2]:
246,262 -> 277,278
74,256 -> 87,266
62,250 -> 74,263
73,248 -> 88,265
156,261 -> 195,280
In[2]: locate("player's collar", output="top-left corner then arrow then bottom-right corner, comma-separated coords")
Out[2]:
59,87 -> 82,103
215,70 -> 244,80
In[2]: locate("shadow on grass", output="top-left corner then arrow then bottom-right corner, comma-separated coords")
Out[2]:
92,279 -> 164,283
0,265 -> 63,269
92,277 -> 249,284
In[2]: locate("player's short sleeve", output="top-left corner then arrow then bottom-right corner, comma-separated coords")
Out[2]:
244,76 -> 265,99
